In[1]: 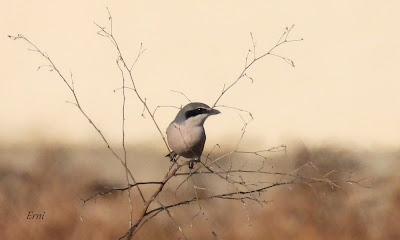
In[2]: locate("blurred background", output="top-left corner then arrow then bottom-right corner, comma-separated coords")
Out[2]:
1,0 -> 400,239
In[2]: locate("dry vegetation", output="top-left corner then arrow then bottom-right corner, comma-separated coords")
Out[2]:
0,143 -> 399,240
7,14 -> 306,238
6,8 -> 400,240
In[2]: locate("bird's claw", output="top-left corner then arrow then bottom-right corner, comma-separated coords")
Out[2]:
189,158 -> 200,169
167,152 -> 178,162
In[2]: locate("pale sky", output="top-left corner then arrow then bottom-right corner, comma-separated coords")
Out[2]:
1,0 -> 400,148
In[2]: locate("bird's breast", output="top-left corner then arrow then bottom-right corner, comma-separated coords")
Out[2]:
166,122 -> 205,158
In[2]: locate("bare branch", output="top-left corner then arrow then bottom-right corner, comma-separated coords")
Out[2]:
8,34 -> 144,200
215,105 -> 254,119
145,181 -> 294,221
212,26 -> 303,107
250,32 -> 256,60
94,17 -> 171,155
130,42 -> 146,71
122,162 -> 185,238
140,98 -> 147,118
152,105 -> 181,118
170,89 -> 192,103
117,58 -> 136,225
82,182 -> 163,204
10,16 -> 307,240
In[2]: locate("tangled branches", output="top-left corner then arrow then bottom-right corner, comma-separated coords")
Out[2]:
8,8 -> 364,240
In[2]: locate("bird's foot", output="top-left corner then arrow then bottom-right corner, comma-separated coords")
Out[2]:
189,158 -> 200,169
189,161 -> 194,169
166,151 -> 178,162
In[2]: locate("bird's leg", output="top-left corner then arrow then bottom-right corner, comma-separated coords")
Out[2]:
189,157 -> 200,169
189,161 -> 194,169
171,152 -> 178,162
166,151 -> 178,162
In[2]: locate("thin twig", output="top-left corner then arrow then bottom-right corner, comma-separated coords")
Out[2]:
95,13 -> 171,154
170,90 -> 192,103
215,105 -> 254,119
11,16 -> 306,240
145,181 -> 294,221
82,182 -> 163,204
8,34 -> 145,203
117,58 -> 136,225
212,26 -> 303,107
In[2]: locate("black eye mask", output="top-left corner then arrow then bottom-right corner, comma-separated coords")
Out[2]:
185,108 -> 208,119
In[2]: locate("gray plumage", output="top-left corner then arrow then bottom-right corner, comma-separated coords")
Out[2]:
166,102 -> 220,166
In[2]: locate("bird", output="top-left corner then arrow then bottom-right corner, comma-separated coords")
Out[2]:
166,102 -> 220,168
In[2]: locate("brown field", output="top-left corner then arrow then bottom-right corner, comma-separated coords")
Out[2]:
0,142 -> 399,240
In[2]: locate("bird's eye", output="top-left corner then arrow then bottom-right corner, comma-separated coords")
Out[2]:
184,107 -> 207,119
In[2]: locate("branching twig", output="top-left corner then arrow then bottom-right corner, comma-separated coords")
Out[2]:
94,10 -> 171,154
10,12 -> 307,240
121,162 -> 185,239
144,180 -> 295,222
8,34 -> 146,203
82,182 -> 163,204
215,105 -> 254,119
152,105 -> 181,118
212,26 -> 303,107
170,90 -> 192,103
117,58 -> 136,225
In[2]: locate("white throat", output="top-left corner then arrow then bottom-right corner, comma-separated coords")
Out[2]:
183,113 -> 209,127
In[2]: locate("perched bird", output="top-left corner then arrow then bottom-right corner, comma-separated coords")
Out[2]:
166,102 -> 220,168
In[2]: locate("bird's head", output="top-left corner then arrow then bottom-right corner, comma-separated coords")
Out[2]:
174,102 -> 221,126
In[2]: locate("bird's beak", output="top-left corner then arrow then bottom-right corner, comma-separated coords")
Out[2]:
208,108 -> 221,115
